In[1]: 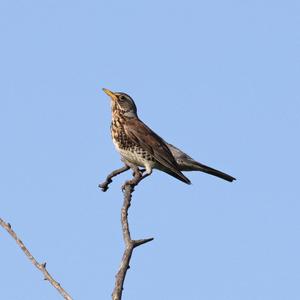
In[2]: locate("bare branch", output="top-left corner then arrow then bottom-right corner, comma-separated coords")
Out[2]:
99,165 -> 130,192
111,170 -> 154,300
0,218 -> 73,300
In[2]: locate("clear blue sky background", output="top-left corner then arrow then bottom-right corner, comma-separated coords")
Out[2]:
1,1 -> 299,299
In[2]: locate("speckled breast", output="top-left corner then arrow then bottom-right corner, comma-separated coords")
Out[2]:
111,118 -> 155,167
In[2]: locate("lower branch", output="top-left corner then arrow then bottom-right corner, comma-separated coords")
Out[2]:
0,218 -> 73,300
111,170 -> 154,300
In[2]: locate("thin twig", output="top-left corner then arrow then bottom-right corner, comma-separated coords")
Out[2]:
99,165 -> 130,192
111,170 -> 154,300
0,218 -> 73,300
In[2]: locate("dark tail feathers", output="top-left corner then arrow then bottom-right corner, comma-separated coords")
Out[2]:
193,162 -> 236,182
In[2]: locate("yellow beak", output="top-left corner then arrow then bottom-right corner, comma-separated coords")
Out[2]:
103,88 -> 117,100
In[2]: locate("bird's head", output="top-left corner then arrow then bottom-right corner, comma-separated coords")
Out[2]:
103,88 -> 138,118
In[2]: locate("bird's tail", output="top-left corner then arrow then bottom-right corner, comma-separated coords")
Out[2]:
192,162 -> 236,182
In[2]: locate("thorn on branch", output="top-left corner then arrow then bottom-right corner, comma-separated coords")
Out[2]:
133,238 -> 154,248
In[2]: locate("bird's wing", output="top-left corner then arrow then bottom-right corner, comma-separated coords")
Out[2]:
124,118 -> 191,184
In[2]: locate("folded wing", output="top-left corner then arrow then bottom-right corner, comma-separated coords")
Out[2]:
124,119 -> 191,184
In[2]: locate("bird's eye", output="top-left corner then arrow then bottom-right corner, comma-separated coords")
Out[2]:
119,95 -> 125,101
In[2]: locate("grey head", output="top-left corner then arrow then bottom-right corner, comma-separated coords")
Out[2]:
103,88 -> 138,118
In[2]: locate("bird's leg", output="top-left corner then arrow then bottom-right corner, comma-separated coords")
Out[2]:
99,164 -> 130,192
130,167 -> 146,177
122,160 -> 142,177
122,164 -> 152,191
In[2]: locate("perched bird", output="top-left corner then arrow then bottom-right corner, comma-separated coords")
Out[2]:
103,88 -> 235,184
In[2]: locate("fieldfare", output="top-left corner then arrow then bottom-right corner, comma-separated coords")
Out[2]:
102,88 -> 236,185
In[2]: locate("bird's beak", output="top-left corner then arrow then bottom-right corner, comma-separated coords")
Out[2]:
103,88 -> 117,101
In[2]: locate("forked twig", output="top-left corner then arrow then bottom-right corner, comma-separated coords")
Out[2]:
0,218 -> 73,300
111,169 -> 154,300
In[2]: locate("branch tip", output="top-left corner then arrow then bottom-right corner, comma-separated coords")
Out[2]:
133,238 -> 154,248
0,218 -> 73,300
99,165 -> 130,192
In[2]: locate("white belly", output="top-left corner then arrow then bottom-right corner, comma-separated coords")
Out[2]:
113,139 -> 156,170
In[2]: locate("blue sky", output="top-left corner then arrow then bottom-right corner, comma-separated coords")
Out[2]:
0,0 -> 299,299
